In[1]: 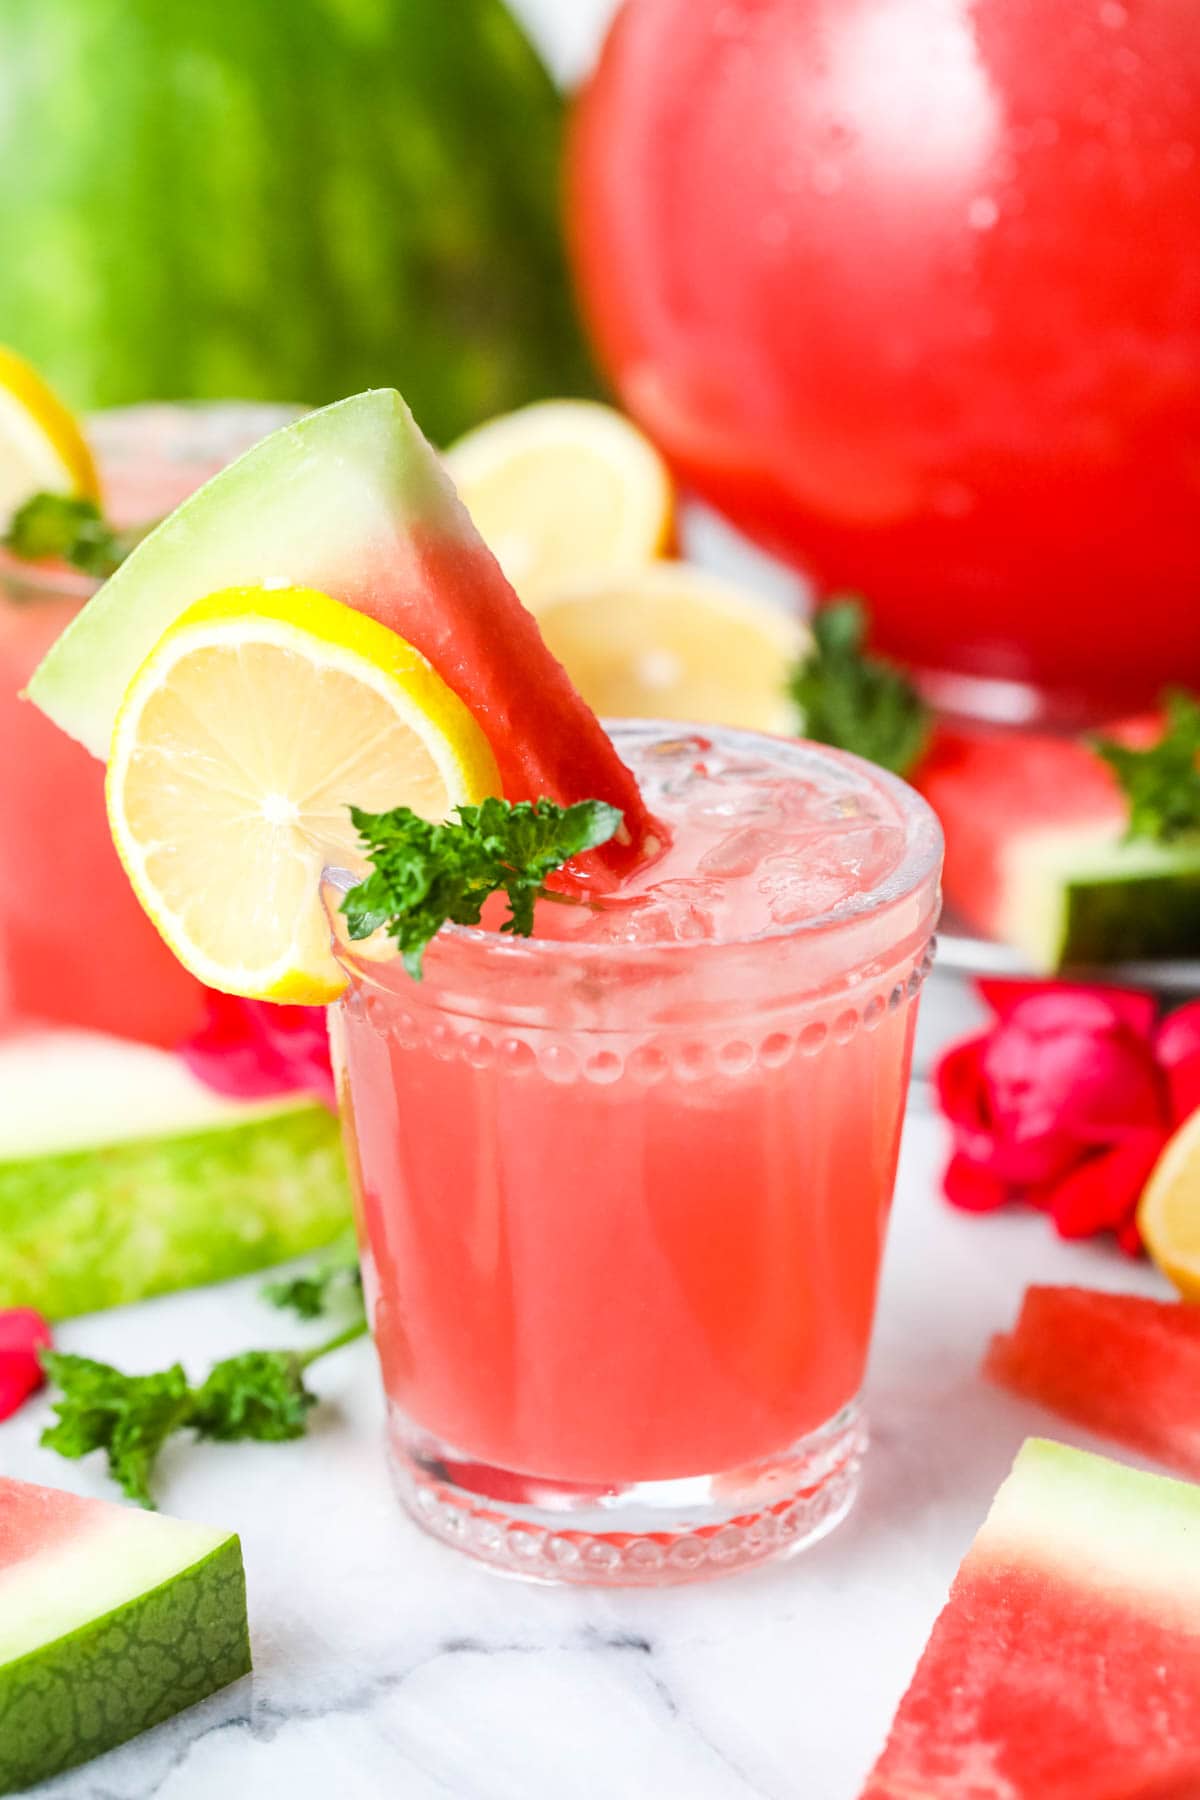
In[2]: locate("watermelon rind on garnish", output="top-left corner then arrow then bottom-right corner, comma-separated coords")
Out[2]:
26,389 -> 652,867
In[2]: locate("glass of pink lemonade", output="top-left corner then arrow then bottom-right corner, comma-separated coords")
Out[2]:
0,403 -> 298,1043
326,722 -> 941,1585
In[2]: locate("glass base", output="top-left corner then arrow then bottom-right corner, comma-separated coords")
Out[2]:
388,1402 -> 865,1587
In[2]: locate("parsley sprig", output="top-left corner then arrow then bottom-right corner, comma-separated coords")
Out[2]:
3,492 -> 147,580
262,1230 -> 362,1321
40,1314 -> 367,1509
1092,690 -> 1200,846
789,599 -> 930,777
342,796 -> 623,977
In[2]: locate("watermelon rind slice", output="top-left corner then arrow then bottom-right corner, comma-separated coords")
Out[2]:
0,1030 -> 349,1318
861,1438 -> 1200,1798
0,1477 -> 250,1792
27,391 -> 448,760
1000,824 -> 1200,970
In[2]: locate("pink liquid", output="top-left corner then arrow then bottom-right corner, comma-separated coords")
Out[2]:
0,404 -> 296,1044
333,727 -> 940,1488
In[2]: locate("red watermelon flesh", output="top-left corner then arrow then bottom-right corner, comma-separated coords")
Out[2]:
914,722 -> 1127,942
347,517 -> 654,881
861,1439 -> 1200,1799
985,1285 -> 1200,1482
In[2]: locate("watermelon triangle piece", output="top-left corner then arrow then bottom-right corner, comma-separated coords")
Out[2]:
0,1475 -> 251,1791
915,723 -> 1200,969
861,1439 -> 1200,1799
984,1285 -> 1200,1482
27,389 -> 653,874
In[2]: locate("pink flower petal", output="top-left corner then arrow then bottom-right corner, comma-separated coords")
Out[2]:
181,992 -> 334,1110
1046,1131 -> 1165,1242
0,1309 -> 52,1422
943,1153 -> 1011,1213
934,1037 -> 989,1128
976,979 -> 1157,1038
1156,1000 -> 1200,1126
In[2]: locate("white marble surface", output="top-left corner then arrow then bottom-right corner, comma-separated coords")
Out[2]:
4,1090 -> 1171,1800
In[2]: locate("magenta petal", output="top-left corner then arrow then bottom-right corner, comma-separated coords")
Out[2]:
1116,1214 -> 1145,1258
1047,1132 -> 1166,1241
975,979 -> 1157,1038
0,1308 -> 51,1422
181,991 -> 334,1109
0,1308 -> 51,1355
934,1037 -> 989,1128
943,1153 -> 1011,1213
1156,1000 -> 1200,1125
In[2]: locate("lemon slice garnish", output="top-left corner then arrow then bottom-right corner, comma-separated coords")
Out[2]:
0,345 -> 99,532
106,585 -> 500,1002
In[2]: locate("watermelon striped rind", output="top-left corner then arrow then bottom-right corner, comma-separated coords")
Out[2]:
0,1477 -> 250,1793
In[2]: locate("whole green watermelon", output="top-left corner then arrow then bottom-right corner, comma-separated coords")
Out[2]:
0,0 -> 596,441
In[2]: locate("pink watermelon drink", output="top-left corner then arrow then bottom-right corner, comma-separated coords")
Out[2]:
328,723 -> 941,1585
0,404 -> 295,1044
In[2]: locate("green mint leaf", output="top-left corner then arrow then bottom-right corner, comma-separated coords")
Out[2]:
190,1350 -> 317,1443
2,492 -> 142,580
342,796 -> 623,977
1093,689 -> 1200,844
38,1316 -> 368,1507
262,1231 -> 362,1320
788,599 -> 931,776
39,1352 -> 193,1510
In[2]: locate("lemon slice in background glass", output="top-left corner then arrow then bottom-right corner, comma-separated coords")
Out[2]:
106,585 -> 500,1003
445,399 -> 673,603
0,346 -> 98,531
532,562 -> 809,736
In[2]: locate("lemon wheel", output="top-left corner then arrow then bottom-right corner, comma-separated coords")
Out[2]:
445,399 -> 673,601
532,562 -> 809,734
106,585 -> 500,1002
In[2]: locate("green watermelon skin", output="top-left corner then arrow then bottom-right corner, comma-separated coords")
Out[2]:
0,0 -> 596,444
862,1440 -> 1200,1799
0,1480 -> 250,1793
0,1103 -> 350,1319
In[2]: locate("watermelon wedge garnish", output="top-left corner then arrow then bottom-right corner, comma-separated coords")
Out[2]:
862,1439 -> 1200,1799
985,1285 -> 1200,1481
0,1476 -> 250,1791
916,721 -> 1200,970
26,390 -> 654,874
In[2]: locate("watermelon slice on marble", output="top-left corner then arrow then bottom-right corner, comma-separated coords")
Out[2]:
985,1285 -> 1200,1481
861,1439 -> 1200,1799
915,721 -> 1200,970
26,390 -> 652,873
0,1476 -> 250,1793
